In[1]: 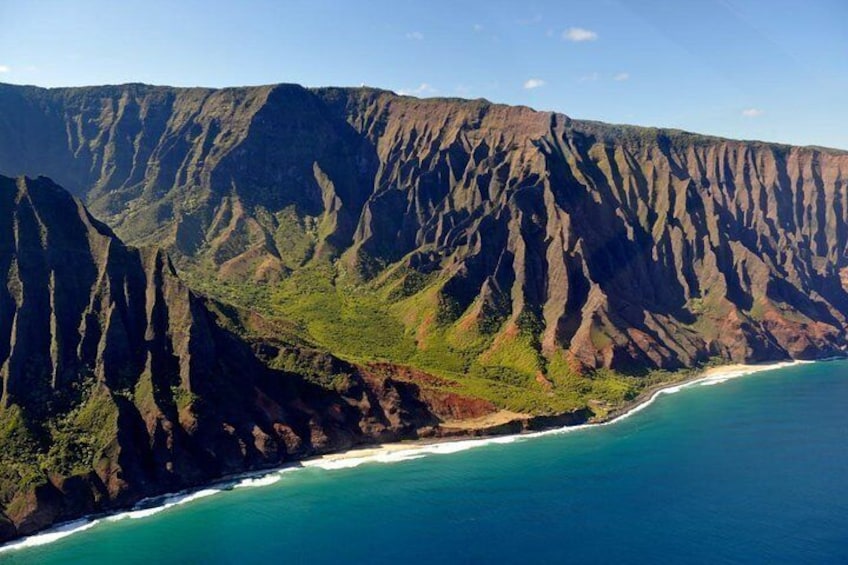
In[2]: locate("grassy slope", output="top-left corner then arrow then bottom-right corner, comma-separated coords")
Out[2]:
183,253 -> 688,417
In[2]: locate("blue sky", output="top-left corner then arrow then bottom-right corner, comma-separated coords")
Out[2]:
1,0 -> 846,149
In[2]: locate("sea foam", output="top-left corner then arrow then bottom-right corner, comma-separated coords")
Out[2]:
0,519 -> 100,554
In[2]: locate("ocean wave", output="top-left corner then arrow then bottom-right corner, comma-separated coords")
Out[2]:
0,519 -> 100,554
106,488 -> 223,523
234,474 -> 283,489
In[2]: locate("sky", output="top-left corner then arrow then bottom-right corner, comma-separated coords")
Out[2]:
1,0 -> 846,149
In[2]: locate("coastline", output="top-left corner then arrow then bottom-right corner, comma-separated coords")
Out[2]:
301,359 -> 812,468
0,358 -> 822,554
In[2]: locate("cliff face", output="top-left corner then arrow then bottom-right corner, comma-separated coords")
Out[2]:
1,82 -> 846,373
0,175 -> 497,543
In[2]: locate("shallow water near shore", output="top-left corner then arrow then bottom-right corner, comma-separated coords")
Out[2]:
3,360 -> 848,564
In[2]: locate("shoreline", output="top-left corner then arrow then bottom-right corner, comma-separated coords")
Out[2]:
300,358 -> 815,467
0,357 -> 827,553
301,359 -> 814,467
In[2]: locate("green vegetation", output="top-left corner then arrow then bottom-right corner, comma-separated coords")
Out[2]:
0,378 -> 120,507
270,261 -> 418,361
181,259 -> 272,312
171,386 -> 200,412
272,207 -> 319,269
0,405 -> 42,503
42,384 -> 118,476
177,254 -> 668,417
174,247 -> 697,419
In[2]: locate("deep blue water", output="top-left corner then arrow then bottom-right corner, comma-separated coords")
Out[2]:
2,361 -> 848,564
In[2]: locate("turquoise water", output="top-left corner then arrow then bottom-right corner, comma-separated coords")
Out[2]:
3,361 -> 848,564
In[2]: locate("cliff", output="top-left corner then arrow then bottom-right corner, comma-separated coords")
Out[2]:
1,83 -> 846,380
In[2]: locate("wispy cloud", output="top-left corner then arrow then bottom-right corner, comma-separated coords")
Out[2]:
563,27 -> 598,42
0,65 -> 10,73
613,72 -> 630,81
578,72 -> 599,83
399,83 -> 438,96
473,23 -> 484,32
523,78 -> 546,89
405,31 -> 424,40
742,108 -> 764,117
517,14 -> 543,25
455,84 -> 472,96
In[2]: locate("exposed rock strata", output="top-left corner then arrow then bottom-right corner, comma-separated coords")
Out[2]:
1,83 -> 846,371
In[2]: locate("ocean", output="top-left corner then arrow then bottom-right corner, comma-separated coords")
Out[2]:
2,360 -> 847,564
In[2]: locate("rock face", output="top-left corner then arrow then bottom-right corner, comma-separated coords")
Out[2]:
1,82 -> 846,373
0,175 -> 501,543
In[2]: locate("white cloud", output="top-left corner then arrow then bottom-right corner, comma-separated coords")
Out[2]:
455,84 -> 472,96
399,83 -> 438,96
523,78 -> 546,90
613,72 -> 630,81
405,31 -> 424,40
563,27 -> 598,42
742,108 -> 764,117
473,23 -> 484,32
0,65 -> 10,73
578,72 -> 599,83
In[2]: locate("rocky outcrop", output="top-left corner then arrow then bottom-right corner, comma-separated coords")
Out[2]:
1,82 -> 846,373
